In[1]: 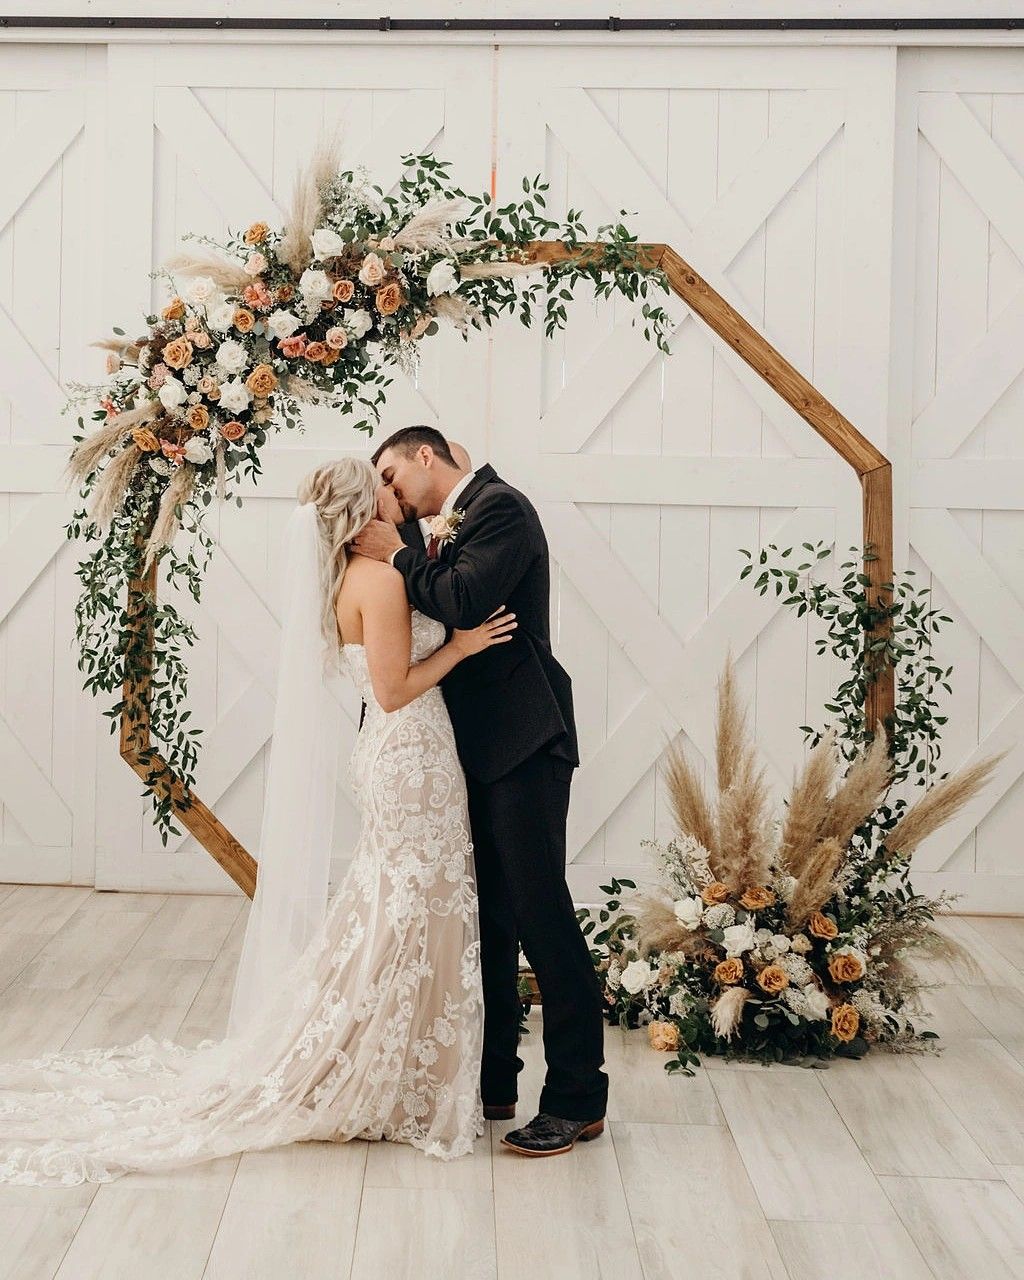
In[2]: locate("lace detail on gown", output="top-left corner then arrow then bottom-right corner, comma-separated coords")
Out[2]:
0,610 -> 484,1185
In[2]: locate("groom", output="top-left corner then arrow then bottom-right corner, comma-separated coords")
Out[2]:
352,426 -> 608,1156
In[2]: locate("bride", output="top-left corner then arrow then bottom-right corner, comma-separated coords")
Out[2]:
0,457 -> 517,1186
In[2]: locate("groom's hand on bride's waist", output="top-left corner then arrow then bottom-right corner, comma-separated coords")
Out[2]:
351,518 -> 404,563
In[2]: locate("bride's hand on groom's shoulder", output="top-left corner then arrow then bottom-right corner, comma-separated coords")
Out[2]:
351,518 -> 403,562
451,606 -> 517,657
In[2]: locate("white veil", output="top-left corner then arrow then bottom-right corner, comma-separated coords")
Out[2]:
227,500 -> 344,1039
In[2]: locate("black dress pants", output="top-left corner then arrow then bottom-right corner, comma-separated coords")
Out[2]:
465,746 -> 609,1122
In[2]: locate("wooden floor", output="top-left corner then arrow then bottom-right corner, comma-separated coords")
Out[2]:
1,886 -> 1024,1279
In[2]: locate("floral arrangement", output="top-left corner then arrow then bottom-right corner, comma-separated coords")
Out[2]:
62,136 -> 673,839
580,550 -> 1006,1073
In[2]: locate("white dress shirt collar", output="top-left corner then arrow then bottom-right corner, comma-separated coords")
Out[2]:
441,469 -> 475,517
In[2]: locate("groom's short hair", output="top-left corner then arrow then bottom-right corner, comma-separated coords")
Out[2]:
370,426 -> 457,468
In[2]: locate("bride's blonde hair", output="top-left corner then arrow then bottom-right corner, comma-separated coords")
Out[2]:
296,457 -> 378,652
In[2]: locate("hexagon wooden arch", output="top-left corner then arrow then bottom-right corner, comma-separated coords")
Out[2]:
119,240 -> 894,898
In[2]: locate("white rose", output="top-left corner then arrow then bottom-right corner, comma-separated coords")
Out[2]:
218,377 -> 251,414
298,267 -> 333,303
311,226 -> 345,259
721,922 -> 756,959
771,934 -> 792,954
215,338 -> 248,375
672,896 -> 703,932
802,985 -> 831,1021
207,301 -> 237,333
619,959 -> 656,995
187,276 -> 219,304
266,309 -> 301,340
157,376 -> 186,410
183,436 -> 213,465
426,258 -> 459,297
348,308 -> 372,339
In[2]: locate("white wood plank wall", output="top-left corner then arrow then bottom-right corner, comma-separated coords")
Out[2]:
0,30 -> 1022,910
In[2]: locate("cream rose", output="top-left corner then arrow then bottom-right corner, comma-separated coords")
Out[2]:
358,252 -> 386,286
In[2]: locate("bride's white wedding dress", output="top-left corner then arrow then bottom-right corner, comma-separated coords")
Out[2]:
0,609 -> 484,1186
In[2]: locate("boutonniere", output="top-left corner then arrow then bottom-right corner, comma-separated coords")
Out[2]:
429,507 -> 465,549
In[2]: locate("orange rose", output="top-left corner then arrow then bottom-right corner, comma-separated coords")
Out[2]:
757,964 -> 789,995
276,284 -> 295,302
332,278 -> 355,302
321,348 -> 340,365
244,363 -> 277,397
162,296 -> 185,321
740,886 -> 776,911
808,912 -> 839,940
713,957 -> 744,985
243,221 -> 269,245
162,337 -> 193,370
304,341 -> 327,362
219,420 -> 246,441
828,952 -> 865,984
647,1020 -> 680,1052
131,426 -> 160,451
233,307 -> 255,334
375,282 -> 404,316
702,882 -> 730,906
189,329 -> 212,350
185,404 -> 209,431
831,1004 -> 860,1042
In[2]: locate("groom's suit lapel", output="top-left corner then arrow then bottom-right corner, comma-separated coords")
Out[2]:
439,464 -> 497,559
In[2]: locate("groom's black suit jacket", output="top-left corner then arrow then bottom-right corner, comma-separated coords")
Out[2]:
391,464 -> 579,785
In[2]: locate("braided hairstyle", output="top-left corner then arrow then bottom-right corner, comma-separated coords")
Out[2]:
296,456 -> 378,653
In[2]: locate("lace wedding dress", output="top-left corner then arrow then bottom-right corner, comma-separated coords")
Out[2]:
0,609 -> 484,1186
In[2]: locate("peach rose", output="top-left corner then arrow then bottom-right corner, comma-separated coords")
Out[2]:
828,952 -> 865,984
161,440 -> 187,465
325,326 -> 349,351
304,341 -> 327,362
219,420 -> 246,441
702,882 -> 730,906
332,278 -> 355,302
647,1020 -> 680,1052
278,335 -> 306,359
740,886 -> 776,912
713,957 -> 744,985
831,1004 -> 860,1042
197,375 -> 218,397
808,912 -> 839,941
131,426 -> 160,451
185,404 -> 209,431
105,352 -> 120,375
244,251 -> 267,277
189,329 -> 212,350
245,363 -> 277,397
162,296 -> 185,321
358,252 -> 385,286
243,221 -> 269,245
375,282 -> 403,316
162,336 -> 193,370
243,281 -> 273,310
233,307 -> 255,334
757,964 -> 789,995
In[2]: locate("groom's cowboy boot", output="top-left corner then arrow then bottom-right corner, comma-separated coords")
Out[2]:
500,1112 -> 605,1157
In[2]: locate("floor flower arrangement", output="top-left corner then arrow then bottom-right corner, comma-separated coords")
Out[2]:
580,652 -> 1004,1073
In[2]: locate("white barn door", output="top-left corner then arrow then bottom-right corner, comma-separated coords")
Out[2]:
492,44 -> 900,903
93,41 -> 493,891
